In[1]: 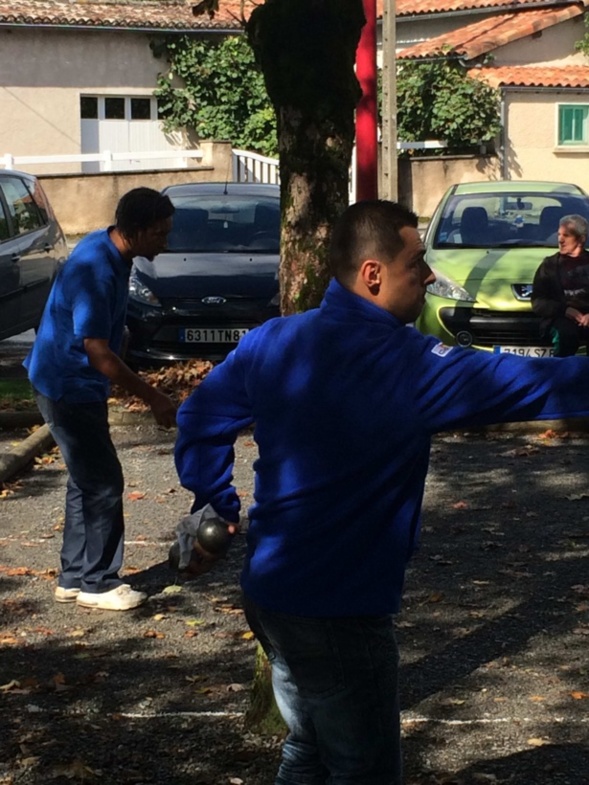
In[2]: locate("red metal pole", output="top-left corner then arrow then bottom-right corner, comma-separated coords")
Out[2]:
355,0 -> 378,202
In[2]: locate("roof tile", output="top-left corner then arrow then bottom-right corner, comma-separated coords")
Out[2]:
386,0 -> 587,17
469,64 -> 589,87
398,5 -> 585,61
0,1 -> 256,31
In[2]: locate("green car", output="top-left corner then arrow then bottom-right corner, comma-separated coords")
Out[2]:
415,180 -> 589,356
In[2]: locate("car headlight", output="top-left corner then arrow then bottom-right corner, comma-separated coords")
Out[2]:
129,267 -> 161,307
427,271 -> 476,303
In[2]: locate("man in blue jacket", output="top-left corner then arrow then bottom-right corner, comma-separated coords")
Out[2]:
26,188 -> 177,612
175,200 -> 589,784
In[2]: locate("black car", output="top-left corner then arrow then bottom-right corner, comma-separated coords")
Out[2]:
0,170 -> 68,340
126,182 -> 281,365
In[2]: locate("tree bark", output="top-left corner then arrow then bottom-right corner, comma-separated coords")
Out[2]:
245,643 -> 287,736
247,0 -> 364,314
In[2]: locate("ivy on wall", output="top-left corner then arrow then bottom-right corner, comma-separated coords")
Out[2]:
395,60 -> 502,154
150,34 -> 278,157
575,14 -> 589,58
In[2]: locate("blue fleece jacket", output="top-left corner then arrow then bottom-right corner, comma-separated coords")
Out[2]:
175,278 -> 589,617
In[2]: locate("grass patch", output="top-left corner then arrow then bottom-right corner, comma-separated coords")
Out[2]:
0,379 -> 36,411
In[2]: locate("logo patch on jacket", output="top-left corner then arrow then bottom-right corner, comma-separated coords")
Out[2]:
431,342 -> 453,357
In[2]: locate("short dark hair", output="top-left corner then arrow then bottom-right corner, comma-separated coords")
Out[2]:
115,187 -> 175,239
329,200 -> 419,286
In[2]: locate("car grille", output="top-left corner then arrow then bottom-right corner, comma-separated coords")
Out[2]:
439,307 -> 551,348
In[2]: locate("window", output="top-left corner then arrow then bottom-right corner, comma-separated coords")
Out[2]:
105,97 -> 125,120
80,96 -> 98,119
0,176 -> 44,236
0,199 -> 9,242
80,95 -> 157,121
558,105 -> 589,146
131,98 -> 152,120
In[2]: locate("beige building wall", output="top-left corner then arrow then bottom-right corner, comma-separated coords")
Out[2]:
399,155 -> 502,218
0,27 -> 184,173
491,19 -> 587,66
504,92 -> 589,191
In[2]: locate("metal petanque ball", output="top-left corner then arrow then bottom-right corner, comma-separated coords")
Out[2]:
168,518 -> 234,574
196,518 -> 233,555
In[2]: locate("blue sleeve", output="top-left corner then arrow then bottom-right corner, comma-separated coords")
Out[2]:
65,254 -> 114,340
411,337 -> 589,433
174,347 -> 255,522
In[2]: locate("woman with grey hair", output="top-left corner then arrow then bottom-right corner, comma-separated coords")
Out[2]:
531,213 -> 589,356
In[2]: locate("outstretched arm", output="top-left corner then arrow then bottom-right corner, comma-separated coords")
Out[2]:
175,348 -> 255,522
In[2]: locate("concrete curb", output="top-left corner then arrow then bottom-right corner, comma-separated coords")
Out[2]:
0,423 -> 54,484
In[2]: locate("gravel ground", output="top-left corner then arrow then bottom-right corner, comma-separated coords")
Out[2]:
1,421 -> 589,784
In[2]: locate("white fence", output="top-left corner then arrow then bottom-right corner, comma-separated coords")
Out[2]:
232,148 -> 280,185
0,149 -> 204,172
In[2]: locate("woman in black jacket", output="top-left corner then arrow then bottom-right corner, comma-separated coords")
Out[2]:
531,214 -> 589,356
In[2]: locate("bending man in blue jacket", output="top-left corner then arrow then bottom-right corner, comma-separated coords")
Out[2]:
175,200 -> 589,785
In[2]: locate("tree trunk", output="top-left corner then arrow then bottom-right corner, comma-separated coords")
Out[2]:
245,643 -> 287,736
247,0 -> 364,314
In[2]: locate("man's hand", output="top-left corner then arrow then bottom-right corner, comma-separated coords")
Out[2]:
149,389 -> 177,429
565,307 -> 584,324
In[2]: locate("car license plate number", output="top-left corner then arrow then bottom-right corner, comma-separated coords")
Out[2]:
493,346 -> 553,357
181,327 -> 249,343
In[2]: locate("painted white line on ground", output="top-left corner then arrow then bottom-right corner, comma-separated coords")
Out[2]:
0,537 -> 165,546
23,705 -> 589,725
401,715 -> 584,726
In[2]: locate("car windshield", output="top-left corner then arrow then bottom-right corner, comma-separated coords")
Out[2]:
167,194 -> 280,253
431,191 -> 589,249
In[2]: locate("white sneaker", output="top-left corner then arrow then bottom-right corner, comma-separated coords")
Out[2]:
54,586 -> 81,603
76,584 -> 147,611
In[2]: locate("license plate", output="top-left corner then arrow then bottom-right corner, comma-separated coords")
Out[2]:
180,327 -> 249,344
493,345 -> 553,357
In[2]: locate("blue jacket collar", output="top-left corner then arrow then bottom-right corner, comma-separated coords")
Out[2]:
321,277 -> 405,328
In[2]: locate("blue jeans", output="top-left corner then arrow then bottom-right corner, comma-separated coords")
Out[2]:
243,595 -> 402,785
35,392 -> 124,593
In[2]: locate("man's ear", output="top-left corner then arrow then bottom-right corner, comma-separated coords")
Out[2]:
359,259 -> 382,294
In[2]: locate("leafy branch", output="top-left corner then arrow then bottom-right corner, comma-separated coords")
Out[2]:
395,60 -> 502,154
150,34 -> 278,157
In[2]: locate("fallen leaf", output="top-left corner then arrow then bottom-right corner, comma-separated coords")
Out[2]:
143,630 -> 165,639
52,759 -> 99,780
127,491 -> 146,501
241,631 -> 255,640
571,690 -> 589,700
527,737 -> 549,747
162,585 -> 183,595
452,500 -> 469,510
0,679 -> 21,692
538,429 -> 560,439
